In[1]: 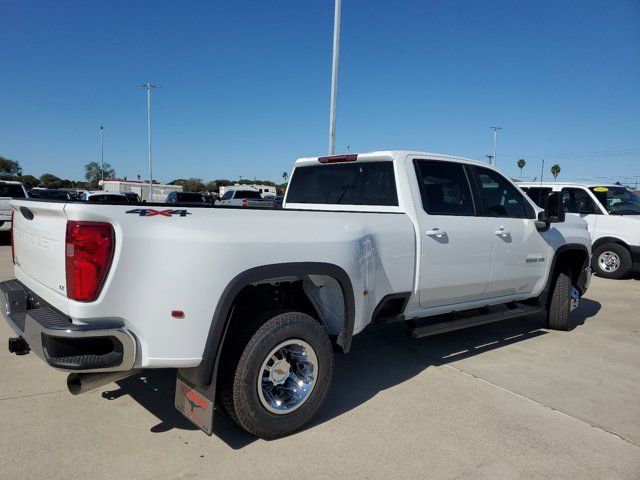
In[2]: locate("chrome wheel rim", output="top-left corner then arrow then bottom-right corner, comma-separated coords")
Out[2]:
257,339 -> 318,415
598,251 -> 620,272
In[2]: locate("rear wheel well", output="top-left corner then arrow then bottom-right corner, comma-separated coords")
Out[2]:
217,275 -> 347,374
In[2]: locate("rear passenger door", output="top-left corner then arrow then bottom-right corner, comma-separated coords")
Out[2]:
471,167 -> 550,296
413,159 -> 493,308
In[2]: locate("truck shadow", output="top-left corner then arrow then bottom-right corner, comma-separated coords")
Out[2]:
100,298 -> 600,449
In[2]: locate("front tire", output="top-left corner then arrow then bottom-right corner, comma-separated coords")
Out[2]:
219,310 -> 334,439
591,243 -> 632,279
547,268 -> 573,331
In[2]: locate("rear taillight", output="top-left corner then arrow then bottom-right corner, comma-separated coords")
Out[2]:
242,199 -> 247,207
10,210 -> 15,265
65,222 -> 115,302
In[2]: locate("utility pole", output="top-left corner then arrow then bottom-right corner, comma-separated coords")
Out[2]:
490,126 -> 502,166
100,126 -> 104,182
486,154 -> 494,165
328,0 -> 342,155
540,159 -> 545,184
137,83 -> 159,200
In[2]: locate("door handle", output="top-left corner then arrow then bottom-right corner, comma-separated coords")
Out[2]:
426,229 -> 447,238
494,227 -> 510,237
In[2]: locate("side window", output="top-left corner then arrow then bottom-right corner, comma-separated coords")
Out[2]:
221,191 -> 233,200
562,188 -> 599,214
522,187 -> 552,208
474,167 -> 527,218
414,160 -> 475,215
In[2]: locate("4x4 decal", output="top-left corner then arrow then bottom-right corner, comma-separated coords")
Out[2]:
126,209 -> 191,217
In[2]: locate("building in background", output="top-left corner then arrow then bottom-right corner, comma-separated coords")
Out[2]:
99,179 -> 182,202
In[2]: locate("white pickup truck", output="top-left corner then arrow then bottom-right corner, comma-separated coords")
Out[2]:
2,151 -> 592,439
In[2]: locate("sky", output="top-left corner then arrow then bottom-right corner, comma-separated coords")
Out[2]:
1,0 -> 639,185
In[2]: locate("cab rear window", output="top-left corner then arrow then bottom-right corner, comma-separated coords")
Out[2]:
0,184 -> 25,198
286,162 -> 398,206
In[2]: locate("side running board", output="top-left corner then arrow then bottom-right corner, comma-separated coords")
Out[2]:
408,303 -> 544,339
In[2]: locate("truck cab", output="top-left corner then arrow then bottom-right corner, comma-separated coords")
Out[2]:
520,182 -> 640,278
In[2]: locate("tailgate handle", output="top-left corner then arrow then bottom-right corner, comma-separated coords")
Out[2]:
20,207 -> 34,220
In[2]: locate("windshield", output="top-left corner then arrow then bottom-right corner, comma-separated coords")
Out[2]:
590,186 -> 640,215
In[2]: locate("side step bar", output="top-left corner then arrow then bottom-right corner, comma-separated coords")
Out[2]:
408,303 -> 544,339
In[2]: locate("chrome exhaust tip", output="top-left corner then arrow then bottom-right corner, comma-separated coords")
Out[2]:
67,369 -> 141,395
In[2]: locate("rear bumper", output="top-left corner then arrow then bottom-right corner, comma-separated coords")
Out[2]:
1,279 -> 136,372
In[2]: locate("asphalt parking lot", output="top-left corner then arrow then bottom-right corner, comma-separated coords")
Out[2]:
1,241 -> 639,480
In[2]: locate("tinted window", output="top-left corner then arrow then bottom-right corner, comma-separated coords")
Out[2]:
176,192 -> 205,202
414,160 -> 474,215
221,191 -> 233,200
0,184 -> 26,198
474,168 -> 527,218
88,194 -> 128,204
287,162 -> 398,206
562,188 -> 599,214
522,187 -> 552,208
37,189 -> 69,200
234,190 -> 261,199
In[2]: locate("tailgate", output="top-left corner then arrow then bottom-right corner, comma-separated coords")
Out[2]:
11,200 -> 68,311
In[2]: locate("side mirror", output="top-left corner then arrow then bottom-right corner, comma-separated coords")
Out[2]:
537,192 -> 565,228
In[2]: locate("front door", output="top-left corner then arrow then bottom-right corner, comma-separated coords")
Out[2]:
412,159 -> 493,309
472,166 -> 551,296
561,187 -> 600,236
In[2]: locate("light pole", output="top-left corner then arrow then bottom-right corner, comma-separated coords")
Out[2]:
137,82 -> 159,200
100,126 -> 104,182
490,126 -> 502,166
328,0 -> 342,155
486,154 -> 494,165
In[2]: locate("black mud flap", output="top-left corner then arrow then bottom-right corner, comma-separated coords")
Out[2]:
174,374 -> 214,435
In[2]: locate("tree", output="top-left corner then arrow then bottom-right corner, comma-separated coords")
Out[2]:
84,161 -> 116,185
20,175 -> 39,188
39,173 -> 63,189
0,155 -> 22,177
282,171 -> 289,183
168,178 -> 206,192
517,159 -> 526,176
551,164 -> 561,180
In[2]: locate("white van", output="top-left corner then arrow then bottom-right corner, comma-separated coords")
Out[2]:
519,182 -> 640,278
0,180 -> 28,231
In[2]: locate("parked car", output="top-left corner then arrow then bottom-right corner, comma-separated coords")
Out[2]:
0,180 -> 27,231
165,191 -> 208,206
215,188 -> 275,207
79,191 -> 129,203
3,150 -> 591,439
520,182 -> 640,278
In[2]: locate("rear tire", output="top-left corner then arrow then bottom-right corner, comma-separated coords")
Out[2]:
591,243 -> 632,279
547,268 -> 572,331
219,310 -> 333,439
